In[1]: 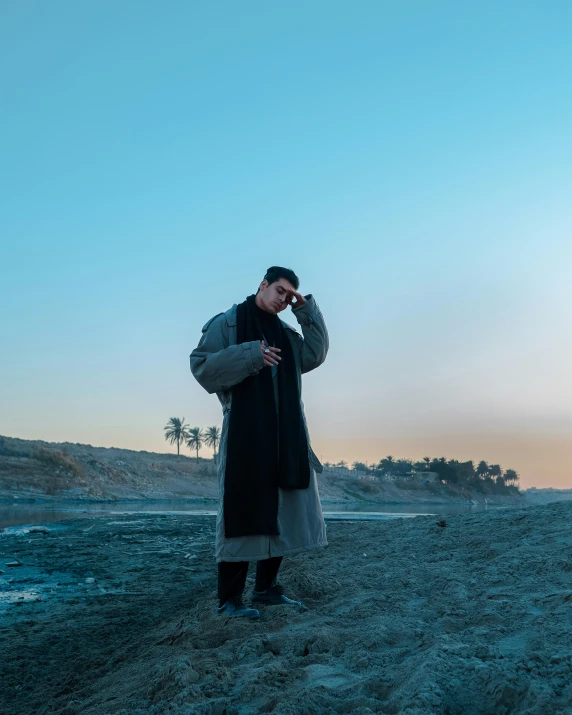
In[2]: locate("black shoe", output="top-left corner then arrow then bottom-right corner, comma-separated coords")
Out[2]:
251,583 -> 302,607
217,599 -> 260,619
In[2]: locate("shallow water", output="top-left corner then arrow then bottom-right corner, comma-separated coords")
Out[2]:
0,499 -> 511,529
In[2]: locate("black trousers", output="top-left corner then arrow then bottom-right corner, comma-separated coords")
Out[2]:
218,556 -> 283,606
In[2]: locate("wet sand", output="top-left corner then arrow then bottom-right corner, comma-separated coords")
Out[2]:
1,502 -> 572,714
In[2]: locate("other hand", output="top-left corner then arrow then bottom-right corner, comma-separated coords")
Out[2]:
286,288 -> 306,309
260,340 -> 282,367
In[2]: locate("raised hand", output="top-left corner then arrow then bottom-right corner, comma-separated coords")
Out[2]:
260,340 -> 282,367
285,288 -> 306,309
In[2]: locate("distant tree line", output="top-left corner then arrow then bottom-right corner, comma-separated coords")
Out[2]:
163,418 -> 220,463
162,421 -> 521,494
324,456 -> 520,492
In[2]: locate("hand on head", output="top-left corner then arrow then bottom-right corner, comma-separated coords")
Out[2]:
285,288 -> 306,309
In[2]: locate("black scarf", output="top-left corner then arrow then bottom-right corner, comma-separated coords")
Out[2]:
223,294 -> 310,538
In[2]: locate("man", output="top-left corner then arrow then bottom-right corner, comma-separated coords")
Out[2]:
190,266 -> 329,619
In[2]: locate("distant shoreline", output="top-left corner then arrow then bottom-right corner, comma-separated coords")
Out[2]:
3,434 -> 568,507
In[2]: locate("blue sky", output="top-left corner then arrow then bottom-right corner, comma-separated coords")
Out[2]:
1,1 -> 571,487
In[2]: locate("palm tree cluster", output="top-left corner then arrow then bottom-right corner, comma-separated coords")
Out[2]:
323,456 -> 520,493
163,418 -> 221,463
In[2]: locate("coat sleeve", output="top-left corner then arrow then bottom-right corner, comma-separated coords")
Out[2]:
291,295 -> 329,374
190,314 -> 265,394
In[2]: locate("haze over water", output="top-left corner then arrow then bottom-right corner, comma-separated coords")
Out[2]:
1,2 -> 571,488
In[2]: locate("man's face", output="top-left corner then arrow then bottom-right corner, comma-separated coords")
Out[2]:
257,278 -> 295,315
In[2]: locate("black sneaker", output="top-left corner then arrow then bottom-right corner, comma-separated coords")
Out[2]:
251,583 -> 302,607
217,598 -> 260,619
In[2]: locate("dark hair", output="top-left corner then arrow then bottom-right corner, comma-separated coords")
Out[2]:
263,266 -> 300,290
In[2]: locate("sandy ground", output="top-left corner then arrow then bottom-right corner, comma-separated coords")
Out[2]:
1,502 -> 572,715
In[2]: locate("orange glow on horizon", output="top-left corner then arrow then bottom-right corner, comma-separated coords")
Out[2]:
310,432 -> 572,490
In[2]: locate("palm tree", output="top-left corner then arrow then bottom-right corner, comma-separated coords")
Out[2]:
489,464 -> 503,480
422,456 -> 431,470
163,417 -> 190,456
504,469 -> 519,486
186,427 -> 205,463
477,460 -> 489,479
380,455 -> 395,473
205,426 -> 221,463
395,458 -> 413,476
337,460 -> 348,469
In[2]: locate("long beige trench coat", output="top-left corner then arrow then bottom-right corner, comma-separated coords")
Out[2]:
190,296 -> 328,562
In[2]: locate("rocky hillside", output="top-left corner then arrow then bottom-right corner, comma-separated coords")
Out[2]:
0,435 -> 524,505
0,435 -> 218,502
